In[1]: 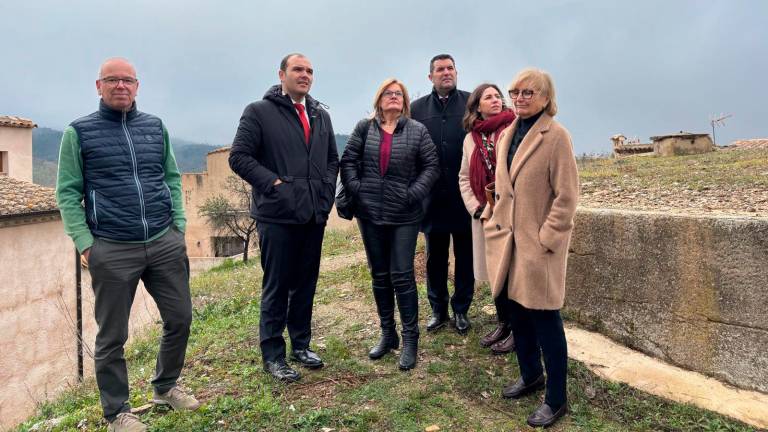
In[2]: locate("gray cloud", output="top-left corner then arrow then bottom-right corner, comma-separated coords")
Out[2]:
1,0 -> 765,153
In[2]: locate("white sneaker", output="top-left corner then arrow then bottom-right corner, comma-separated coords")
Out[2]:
107,413 -> 147,432
152,386 -> 201,411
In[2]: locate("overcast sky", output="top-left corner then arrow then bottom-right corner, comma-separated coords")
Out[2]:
1,0 -> 766,154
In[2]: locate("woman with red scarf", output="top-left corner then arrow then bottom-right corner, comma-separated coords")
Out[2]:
458,83 -> 516,354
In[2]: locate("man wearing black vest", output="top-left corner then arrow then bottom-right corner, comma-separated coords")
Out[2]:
229,53 -> 339,382
56,58 -> 199,432
411,54 -> 474,335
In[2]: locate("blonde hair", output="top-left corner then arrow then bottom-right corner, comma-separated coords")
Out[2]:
508,68 -> 557,116
371,78 -> 411,120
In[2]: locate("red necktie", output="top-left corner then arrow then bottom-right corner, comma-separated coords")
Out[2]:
294,103 -> 310,145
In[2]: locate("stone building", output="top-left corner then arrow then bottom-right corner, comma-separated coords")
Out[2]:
0,115 -> 36,181
181,146 -> 244,258
651,132 -> 714,156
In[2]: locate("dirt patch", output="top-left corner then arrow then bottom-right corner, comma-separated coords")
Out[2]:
727,138 -> 768,150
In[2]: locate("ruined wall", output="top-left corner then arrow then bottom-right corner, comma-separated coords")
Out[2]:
182,149 -> 238,258
565,209 -> 768,393
654,135 -> 714,156
0,219 -> 160,429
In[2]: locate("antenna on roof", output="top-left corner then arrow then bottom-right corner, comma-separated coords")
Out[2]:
709,113 -> 732,146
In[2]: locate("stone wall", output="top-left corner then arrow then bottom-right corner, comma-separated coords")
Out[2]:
565,208 -> 768,393
0,219 -> 159,430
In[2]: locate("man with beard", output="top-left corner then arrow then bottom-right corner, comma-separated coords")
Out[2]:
411,54 -> 474,335
229,53 -> 339,382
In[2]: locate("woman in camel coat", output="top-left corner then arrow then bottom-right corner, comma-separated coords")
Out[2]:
481,68 -> 578,428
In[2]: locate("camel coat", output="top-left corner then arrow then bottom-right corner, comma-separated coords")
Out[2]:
458,133 -> 489,281
481,113 -> 579,310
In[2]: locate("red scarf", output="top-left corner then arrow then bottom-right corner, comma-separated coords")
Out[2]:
469,110 -> 516,205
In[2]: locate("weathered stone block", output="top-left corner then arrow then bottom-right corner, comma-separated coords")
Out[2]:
565,209 -> 768,393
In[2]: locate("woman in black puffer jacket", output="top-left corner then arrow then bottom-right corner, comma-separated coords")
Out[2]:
340,78 -> 439,370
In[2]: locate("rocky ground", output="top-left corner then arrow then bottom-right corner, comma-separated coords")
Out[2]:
578,144 -> 768,217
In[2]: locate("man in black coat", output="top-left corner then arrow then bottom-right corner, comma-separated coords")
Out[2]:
411,54 -> 474,335
229,53 -> 339,382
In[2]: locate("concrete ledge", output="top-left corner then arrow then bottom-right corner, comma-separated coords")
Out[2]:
565,208 -> 768,393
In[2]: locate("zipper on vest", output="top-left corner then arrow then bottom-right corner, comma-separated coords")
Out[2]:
91,190 -> 98,227
122,112 -> 149,240
164,182 -> 173,210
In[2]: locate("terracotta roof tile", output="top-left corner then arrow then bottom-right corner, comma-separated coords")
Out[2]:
207,146 -> 231,155
0,176 -> 58,217
0,116 -> 37,129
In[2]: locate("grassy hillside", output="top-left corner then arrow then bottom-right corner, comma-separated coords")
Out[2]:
578,148 -> 768,216
17,228 -> 754,431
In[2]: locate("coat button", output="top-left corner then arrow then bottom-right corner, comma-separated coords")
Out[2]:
495,193 -> 500,200
496,224 -> 501,231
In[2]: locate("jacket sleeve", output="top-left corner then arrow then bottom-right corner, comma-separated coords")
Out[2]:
339,119 -> 367,195
407,126 -> 440,203
229,103 -> 278,194
325,117 -> 339,181
162,124 -> 186,232
539,129 -> 579,253
458,134 -> 481,214
55,127 -> 93,253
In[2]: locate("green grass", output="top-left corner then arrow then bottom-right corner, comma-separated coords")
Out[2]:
578,148 -> 768,189
17,227 -> 758,431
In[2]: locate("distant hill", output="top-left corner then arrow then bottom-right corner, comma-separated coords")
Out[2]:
31,127 -> 350,186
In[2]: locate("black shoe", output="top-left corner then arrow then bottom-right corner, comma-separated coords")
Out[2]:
290,348 -> 324,369
369,329 -> 399,360
502,375 -> 545,399
526,402 -> 567,428
454,312 -> 470,335
398,340 -> 418,370
263,360 -> 301,382
426,313 -> 450,332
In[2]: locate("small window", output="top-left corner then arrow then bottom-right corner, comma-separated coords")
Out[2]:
0,151 -> 8,176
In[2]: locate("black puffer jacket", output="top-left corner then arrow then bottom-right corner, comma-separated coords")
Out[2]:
340,117 -> 439,225
229,85 -> 339,224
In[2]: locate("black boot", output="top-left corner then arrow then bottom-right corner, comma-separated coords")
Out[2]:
369,286 -> 399,359
396,289 -> 419,370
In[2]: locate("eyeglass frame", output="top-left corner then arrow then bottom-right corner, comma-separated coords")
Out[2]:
100,77 -> 139,87
382,90 -> 404,98
508,88 -> 538,100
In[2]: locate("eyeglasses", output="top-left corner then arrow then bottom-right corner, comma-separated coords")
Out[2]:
101,77 -> 138,87
508,89 -> 537,100
383,90 -> 404,98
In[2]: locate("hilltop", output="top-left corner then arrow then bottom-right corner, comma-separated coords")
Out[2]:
578,147 -> 768,217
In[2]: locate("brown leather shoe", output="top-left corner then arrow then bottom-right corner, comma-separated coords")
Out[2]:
490,332 -> 515,354
527,402 -> 568,428
480,323 -> 511,347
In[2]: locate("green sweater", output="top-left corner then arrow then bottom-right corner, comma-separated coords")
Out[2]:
55,124 -> 186,253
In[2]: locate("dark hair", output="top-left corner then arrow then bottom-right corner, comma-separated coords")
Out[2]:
280,53 -> 305,71
429,54 -> 455,73
462,83 -> 507,131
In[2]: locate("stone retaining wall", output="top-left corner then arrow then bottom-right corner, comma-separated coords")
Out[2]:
565,209 -> 768,393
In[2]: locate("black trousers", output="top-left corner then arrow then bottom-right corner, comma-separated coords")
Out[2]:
358,220 -> 419,296
508,298 -> 568,409
494,292 -> 514,325
257,221 -> 325,363
425,229 -> 474,315
358,220 -> 420,338
88,227 -> 192,422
